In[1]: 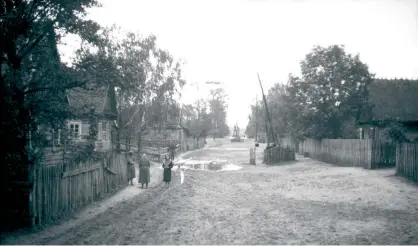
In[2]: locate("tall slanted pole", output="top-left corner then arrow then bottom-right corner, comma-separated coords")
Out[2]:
257,73 -> 279,145
255,95 -> 258,142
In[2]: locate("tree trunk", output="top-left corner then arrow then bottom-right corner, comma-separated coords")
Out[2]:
0,78 -> 32,231
137,131 -> 142,160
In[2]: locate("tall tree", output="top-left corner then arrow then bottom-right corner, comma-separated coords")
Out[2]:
0,0 -> 101,230
289,45 -> 373,139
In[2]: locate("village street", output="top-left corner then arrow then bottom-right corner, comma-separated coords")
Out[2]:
4,139 -> 418,245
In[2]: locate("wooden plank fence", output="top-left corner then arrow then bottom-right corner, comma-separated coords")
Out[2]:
371,141 -> 396,169
396,142 -> 418,182
30,149 -> 129,227
280,137 -> 299,153
263,145 -> 295,164
297,138 -> 396,169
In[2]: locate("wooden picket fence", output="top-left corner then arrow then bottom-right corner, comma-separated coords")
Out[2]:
297,138 -> 396,169
371,141 -> 396,169
396,142 -> 418,182
29,148 -> 129,227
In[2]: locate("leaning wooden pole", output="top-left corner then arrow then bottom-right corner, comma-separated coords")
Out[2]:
255,95 -> 258,142
257,73 -> 279,145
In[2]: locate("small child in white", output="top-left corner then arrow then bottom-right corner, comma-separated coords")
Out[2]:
178,163 -> 185,184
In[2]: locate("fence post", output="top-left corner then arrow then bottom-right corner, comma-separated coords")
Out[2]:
250,148 -> 255,165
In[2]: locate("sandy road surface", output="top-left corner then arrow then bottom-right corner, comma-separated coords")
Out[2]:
3,139 -> 418,244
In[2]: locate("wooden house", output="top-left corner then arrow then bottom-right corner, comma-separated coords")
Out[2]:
64,85 -> 118,151
358,78 -> 418,141
45,85 -> 118,156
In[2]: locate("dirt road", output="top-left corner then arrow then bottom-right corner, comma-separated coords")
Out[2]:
4,139 -> 418,244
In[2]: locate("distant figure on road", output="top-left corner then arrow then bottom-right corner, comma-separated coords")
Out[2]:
127,151 -> 136,186
162,156 -> 174,188
139,153 -> 151,189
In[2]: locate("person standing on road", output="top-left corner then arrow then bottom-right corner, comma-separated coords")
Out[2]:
162,156 -> 174,188
168,143 -> 177,160
139,153 -> 151,189
127,151 -> 136,186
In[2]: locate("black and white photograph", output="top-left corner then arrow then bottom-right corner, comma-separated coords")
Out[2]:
1,0 -> 418,244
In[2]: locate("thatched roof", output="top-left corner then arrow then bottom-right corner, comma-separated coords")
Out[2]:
66,85 -> 117,118
359,78 -> 418,124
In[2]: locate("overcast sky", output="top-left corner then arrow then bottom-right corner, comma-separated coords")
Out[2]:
60,0 -> 418,129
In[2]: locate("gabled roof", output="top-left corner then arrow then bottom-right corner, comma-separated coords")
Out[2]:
67,85 -> 117,118
359,78 -> 418,124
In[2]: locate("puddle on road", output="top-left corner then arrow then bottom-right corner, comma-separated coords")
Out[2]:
171,159 -> 243,172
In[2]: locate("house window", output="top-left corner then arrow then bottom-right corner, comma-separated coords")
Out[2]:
68,121 -> 81,139
99,121 -> 110,140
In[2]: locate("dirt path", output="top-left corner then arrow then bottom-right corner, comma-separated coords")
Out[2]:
3,140 -> 418,244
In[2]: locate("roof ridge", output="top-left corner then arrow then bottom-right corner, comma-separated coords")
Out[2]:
374,78 -> 418,82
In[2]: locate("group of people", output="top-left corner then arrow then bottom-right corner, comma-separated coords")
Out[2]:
127,150 -> 179,189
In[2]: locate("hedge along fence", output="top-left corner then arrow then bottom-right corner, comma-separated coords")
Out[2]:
396,142 -> 418,182
297,138 -> 396,169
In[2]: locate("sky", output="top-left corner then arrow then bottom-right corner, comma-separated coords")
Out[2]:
59,0 -> 418,129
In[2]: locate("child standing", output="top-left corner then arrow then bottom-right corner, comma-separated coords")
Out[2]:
178,163 -> 184,184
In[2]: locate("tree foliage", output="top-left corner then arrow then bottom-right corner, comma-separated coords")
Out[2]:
0,1 -> 186,230
181,99 -> 212,139
246,45 -> 373,141
74,26 -> 186,153
1,0 -> 102,231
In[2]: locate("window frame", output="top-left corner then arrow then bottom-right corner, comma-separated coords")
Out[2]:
68,120 -> 82,140
98,121 -> 110,141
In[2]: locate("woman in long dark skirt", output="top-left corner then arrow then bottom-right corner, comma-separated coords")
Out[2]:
162,156 -> 174,188
139,153 -> 151,189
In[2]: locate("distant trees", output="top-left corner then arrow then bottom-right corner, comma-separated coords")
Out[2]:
246,45 -> 373,141
181,99 -> 212,140
181,87 -> 230,140
208,88 -> 230,138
